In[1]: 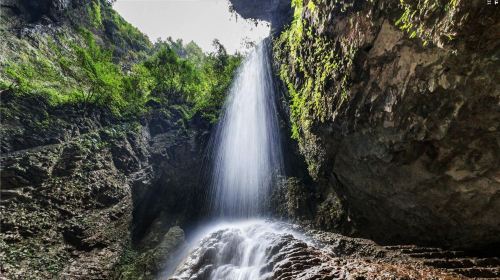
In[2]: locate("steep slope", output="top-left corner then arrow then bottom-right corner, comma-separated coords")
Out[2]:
1,92 -> 206,279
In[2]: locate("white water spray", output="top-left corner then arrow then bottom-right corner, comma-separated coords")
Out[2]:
208,41 -> 283,217
169,41 -> 290,280
170,220 -> 309,280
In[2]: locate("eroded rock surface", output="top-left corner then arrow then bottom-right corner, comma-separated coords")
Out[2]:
273,0 -> 500,250
0,0 -> 208,278
228,0 -> 292,32
0,91 -> 207,279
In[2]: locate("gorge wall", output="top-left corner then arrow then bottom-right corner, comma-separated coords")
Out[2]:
230,0 -> 500,251
0,1 -> 213,278
1,92 -> 207,278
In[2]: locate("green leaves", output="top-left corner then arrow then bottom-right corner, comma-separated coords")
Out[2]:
87,0 -> 103,28
1,0 -> 241,121
142,40 -> 241,122
71,29 -> 125,110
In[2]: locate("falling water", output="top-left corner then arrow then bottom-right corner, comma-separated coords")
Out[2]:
169,41 -> 290,280
208,40 -> 283,217
170,220 -> 311,280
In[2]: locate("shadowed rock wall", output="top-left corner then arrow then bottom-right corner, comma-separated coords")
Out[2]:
228,0 -> 292,32
231,0 -> 500,251
0,91 -> 209,278
272,0 -> 500,250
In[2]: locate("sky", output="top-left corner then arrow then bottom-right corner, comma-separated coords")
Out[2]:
113,0 -> 271,54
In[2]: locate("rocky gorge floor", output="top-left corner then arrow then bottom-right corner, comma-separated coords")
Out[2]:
308,229 -> 500,279
167,220 -> 499,280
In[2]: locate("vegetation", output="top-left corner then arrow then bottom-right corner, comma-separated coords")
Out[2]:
1,28 -> 133,113
0,0 -> 241,122
396,0 -> 460,45
274,0 -> 354,139
134,38 -> 241,121
87,0 -> 103,28
275,0 -> 459,141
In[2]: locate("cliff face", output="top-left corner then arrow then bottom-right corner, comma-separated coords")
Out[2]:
0,1 -> 210,278
2,0 -> 499,277
271,0 -> 500,250
0,91 -> 208,278
230,0 -> 499,250
0,0 -> 72,23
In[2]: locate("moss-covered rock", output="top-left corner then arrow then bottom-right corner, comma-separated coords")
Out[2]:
271,177 -> 314,221
115,226 -> 185,280
0,90 -> 209,279
273,0 -> 500,249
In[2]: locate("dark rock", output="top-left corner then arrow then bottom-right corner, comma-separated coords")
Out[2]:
271,176 -> 316,222
0,93 -> 209,279
1,0 -> 73,23
228,0 -> 292,32
273,0 -> 500,250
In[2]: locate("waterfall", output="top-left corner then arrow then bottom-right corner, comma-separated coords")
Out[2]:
169,41 -> 291,280
208,40 -> 283,217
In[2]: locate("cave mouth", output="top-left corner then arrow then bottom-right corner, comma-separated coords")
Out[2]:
2,0 -> 499,279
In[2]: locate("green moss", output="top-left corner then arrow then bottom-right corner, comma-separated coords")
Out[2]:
307,0 -> 317,12
315,192 -> 345,230
87,0 -> 103,28
2,49 -> 80,105
395,0 -> 459,45
274,0 -> 354,140
113,227 -> 184,280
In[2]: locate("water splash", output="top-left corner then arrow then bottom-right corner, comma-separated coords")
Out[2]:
208,41 -> 283,217
170,219 -> 309,280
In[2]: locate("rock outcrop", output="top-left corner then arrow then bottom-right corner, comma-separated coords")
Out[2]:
2,0 -> 499,278
0,0 -> 221,278
228,0 -> 292,32
0,0 -> 72,23
0,91 -> 209,279
270,0 -> 500,251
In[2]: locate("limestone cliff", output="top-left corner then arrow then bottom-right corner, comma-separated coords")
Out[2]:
0,1 -> 210,278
